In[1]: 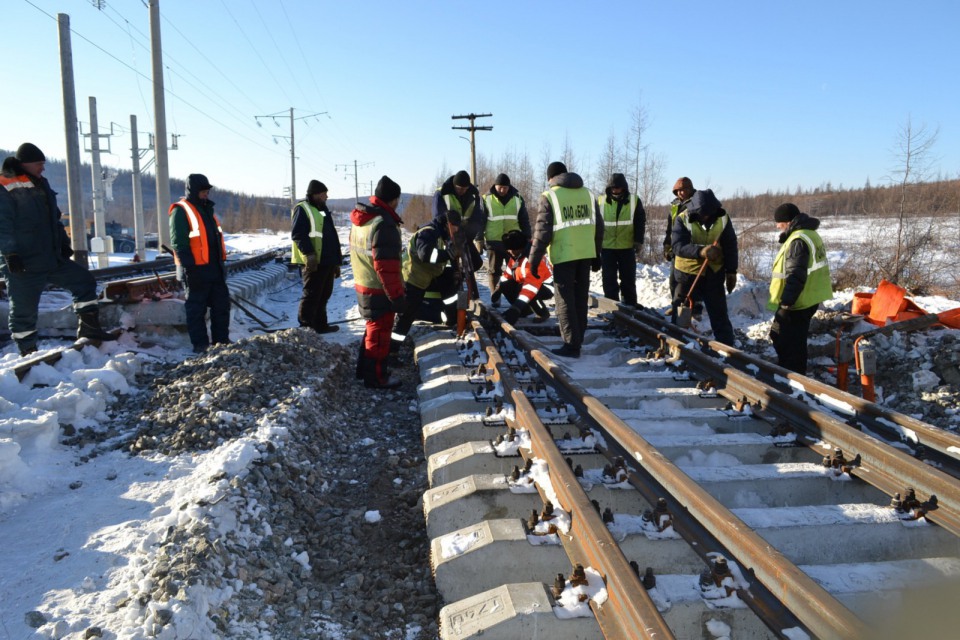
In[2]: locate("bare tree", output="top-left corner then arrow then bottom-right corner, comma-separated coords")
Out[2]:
626,96 -> 651,196
888,117 -> 940,280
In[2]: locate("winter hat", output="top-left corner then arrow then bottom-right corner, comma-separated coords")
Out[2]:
686,188 -> 721,218
494,173 -> 511,187
453,170 -> 471,187
774,202 -> 801,223
16,142 -> 45,163
672,176 -> 693,196
546,161 -> 567,179
445,209 -> 462,226
374,175 -> 401,202
306,180 -> 328,196
186,173 -> 213,197
501,229 -> 527,252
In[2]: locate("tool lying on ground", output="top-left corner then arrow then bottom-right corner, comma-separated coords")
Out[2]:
229,295 -> 271,329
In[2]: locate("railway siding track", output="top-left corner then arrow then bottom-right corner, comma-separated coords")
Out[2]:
415,298 -> 960,639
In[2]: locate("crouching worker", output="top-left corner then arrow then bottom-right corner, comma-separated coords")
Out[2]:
349,176 -> 405,389
392,211 -> 461,349
495,229 -> 553,326
1,143 -> 115,356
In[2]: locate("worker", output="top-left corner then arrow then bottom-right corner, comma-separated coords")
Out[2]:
291,180 -> 343,333
482,173 -> 530,306
598,172 -> 645,307
495,229 -> 552,325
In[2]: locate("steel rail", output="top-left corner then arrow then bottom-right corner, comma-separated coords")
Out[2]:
492,315 -> 870,640
477,320 -> 674,640
601,298 -> 960,467
616,310 -> 960,538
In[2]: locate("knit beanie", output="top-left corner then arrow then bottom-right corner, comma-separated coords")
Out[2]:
453,170 -> 471,187
306,180 -> 328,196
374,175 -> 401,202
501,229 -> 527,252
494,173 -> 511,187
774,203 -> 800,223
16,143 -> 45,163
186,173 -> 213,197
546,161 -> 567,179
672,176 -> 693,195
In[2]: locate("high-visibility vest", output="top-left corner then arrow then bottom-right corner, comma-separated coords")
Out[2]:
402,227 -> 449,290
543,186 -> 596,265
673,212 -> 728,275
439,190 -> 477,224
349,215 -> 385,291
598,194 -> 639,249
168,198 -> 226,266
767,228 -> 833,310
290,200 -> 325,264
482,193 -> 522,243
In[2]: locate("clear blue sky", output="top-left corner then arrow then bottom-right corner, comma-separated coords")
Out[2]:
3,0 -> 958,205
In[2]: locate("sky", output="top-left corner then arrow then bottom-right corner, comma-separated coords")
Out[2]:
2,229 -> 958,637
2,1 -> 959,205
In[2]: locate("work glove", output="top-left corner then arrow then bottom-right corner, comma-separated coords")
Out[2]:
633,242 -> 643,261
700,245 -> 721,262
4,254 -> 25,274
390,295 -> 407,314
662,245 -> 674,261
529,257 -> 541,275
503,307 -> 520,325
591,258 -> 602,272
305,253 -> 318,273
61,244 -> 74,259
725,272 -> 737,294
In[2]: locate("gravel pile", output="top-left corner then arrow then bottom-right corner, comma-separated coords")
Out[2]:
112,329 -> 439,639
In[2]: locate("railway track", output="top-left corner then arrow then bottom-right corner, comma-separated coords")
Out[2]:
417,297 -> 960,639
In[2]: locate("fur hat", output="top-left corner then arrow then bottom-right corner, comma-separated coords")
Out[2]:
494,173 -> 511,187
16,143 -> 45,163
453,171 -> 471,187
501,229 -> 527,252
672,176 -> 693,196
774,202 -> 801,223
546,161 -> 567,179
374,175 -> 401,202
306,180 -> 327,196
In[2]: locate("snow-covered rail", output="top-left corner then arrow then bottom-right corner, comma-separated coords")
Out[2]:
415,298 -> 960,639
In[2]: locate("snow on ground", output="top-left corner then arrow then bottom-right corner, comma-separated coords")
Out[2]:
1,226 -> 959,639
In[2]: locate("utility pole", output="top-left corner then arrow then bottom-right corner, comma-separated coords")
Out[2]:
149,0 -> 171,251
130,115 -> 146,261
84,97 -> 111,269
335,160 -> 374,204
451,113 -> 493,185
256,108 -> 328,206
58,13 -> 89,265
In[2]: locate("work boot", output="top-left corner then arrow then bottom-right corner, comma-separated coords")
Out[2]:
356,342 -> 366,380
314,324 -> 340,334
551,344 -> 581,359
362,357 -> 402,389
18,343 -> 38,357
76,309 -> 117,342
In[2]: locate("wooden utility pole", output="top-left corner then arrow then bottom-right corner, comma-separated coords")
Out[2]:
57,13 -> 88,265
451,113 -> 493,185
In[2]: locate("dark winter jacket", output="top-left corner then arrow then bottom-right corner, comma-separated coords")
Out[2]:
776,212 -> 821,307
0,157 -> 71,273
671,188 -> 738,274
431,175 -> 486,242
529,171 -> 602,270
170,196 -> 226,281
663,192 -> 694,250
602,173 -> 646,247
349,196 -> 404,319
291,201 -> 343,266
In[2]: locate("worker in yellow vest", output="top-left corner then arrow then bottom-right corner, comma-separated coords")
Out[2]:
767,203 -> 833,374
482,173 -> 530,306
291,180 -> 343,333
529,161 -> 602,358
598,173 -> 645,307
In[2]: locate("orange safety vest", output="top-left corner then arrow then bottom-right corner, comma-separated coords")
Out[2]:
168,197 -> 226,266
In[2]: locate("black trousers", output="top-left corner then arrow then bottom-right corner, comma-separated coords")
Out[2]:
184,270 -> 231,348
671,268 -> 735,346
600,248 -> 637,304
770,304 -> 818,374
552,259 -> 591,349
298,264 -> 337,330
394,269 -> 458,338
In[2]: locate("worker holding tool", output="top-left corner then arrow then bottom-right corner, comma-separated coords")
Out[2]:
432,170 -> 485,299
664,177 -> 702,320
291,180 -> 342,333
169,173 -> 231,354
767,202 -> 833,374
670,188 -> 738,346
494,229 -> 553,325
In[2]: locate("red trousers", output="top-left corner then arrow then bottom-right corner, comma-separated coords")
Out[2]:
364,312 -> 395,361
